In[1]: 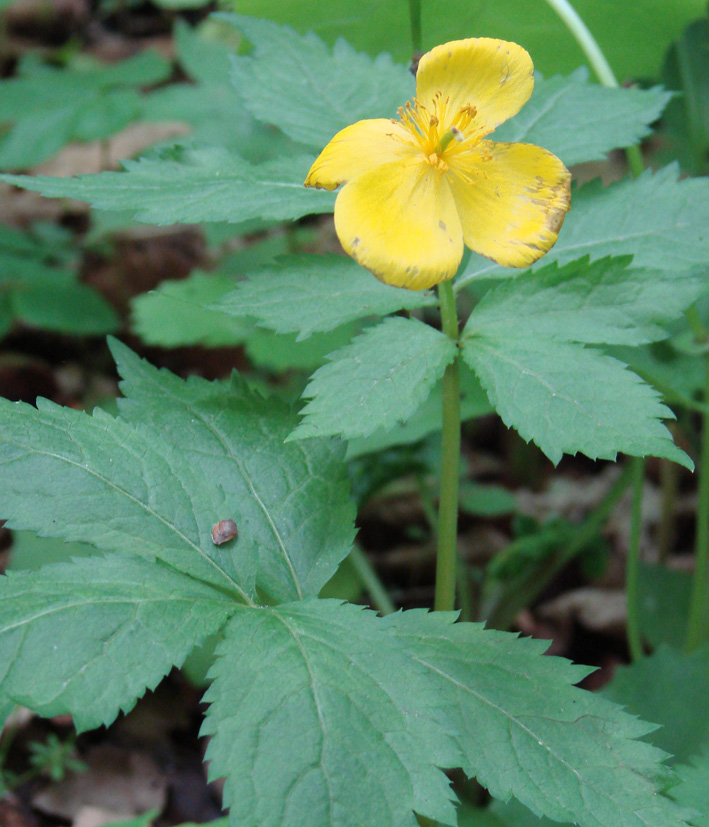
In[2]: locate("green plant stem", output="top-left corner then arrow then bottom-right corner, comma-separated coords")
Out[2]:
626,457 -> 645,661
487,463 -> 634,629
542,0 -> 645,178
349,545 -> 396,616
435,280 -> 461,613
408,0 -> 422,54
686,356 -> 709,651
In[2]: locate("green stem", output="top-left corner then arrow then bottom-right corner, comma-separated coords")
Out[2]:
435,280 -> 461,613
685,356 -> 709,651
408,0 -> 422,54
349,545 -> 396,616
626,457 -> 645,661
542,0 -> 645,178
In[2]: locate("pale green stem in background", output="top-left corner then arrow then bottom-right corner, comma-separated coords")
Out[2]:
545,0 -> 650,655
435,280 -> 461,612
408,0 -> 422,54
542,0 -> 645,177
626,458 -> 645,661
349,545 -> 396,616
686,357 -> 709,651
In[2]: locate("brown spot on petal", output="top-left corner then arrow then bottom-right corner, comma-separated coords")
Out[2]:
439,220 -> 447,231
212,519 -> 238,545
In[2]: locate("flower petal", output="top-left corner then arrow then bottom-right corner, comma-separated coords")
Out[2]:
304,119 -> 417,190
334,160 -> 464,290
416,39 -> 534,135
448,140 -> 571,267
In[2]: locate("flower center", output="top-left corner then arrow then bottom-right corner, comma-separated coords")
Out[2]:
397,92 -> 479,170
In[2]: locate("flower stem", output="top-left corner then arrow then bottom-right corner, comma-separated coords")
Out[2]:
686,355 -> 709,651
626,457 -> 645,661
542,0 -> 645,177
435,280 -> 461,613
349,545 -> 396,616
408,0 -> 422,53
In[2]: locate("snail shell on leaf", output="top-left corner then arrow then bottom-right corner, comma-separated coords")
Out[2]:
211,519 -> 238,545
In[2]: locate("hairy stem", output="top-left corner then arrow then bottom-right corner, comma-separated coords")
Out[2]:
435,280 -> 461,612
408,0 -> 422,53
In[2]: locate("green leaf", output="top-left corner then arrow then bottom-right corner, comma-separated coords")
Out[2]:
1,148 -> 334,225
662,18 -> 709,175
638,563 -> 694,651
0,52 -> 171,169
290,317 -> 457,441
345,362 -> 492,458
132,270 -> 252,347
110,340 -> 356,603
670,746 -> 709,826
462,337 -> 691,468
457,166 -> 709,288
8,531 -> 95,571
463,256 -> 703,347
204,600 -> 688,827
224,13 -> 413,149
602,645 -> 709,765
223,15 -> 669,166
230,1 -> 703,81
0,555 -> 235,731
245,323 -> 361,372
0,240 -> 118,336
0,396 -> 257,599
492,68 -> 671,166
216,254 -> 436,339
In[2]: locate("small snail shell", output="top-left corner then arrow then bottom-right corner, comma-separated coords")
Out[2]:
211,519 -> 238,545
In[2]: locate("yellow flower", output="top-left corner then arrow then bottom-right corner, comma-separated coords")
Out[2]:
304,38 -> 571,291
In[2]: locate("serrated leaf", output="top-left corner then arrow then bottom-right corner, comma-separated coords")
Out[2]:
216,254 -> 436,340
246,322 -> 361,372
223,13 -> 413,149
110,340 -> 356,603
290,317 -> 457,441
0,396 -> 256,599
229,0 -> 703,81
204,600 -> 689,827
461,337 -> 691,468
670,746 -> 709,826
602,645 -> 709,764
346,362 -> 492,459
0,555 -> 235,731
203,601 -> 462,827
222,16 -> 669,166
457,166 -> 709,288
494,68 -> 672,166
463,256 -> 703,347
1,149 -> 334,225
385,610 -> 688,827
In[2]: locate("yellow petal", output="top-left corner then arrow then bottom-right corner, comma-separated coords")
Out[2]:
416,39 -> 534,135
304,119 -> 417,190
448,140 -> 571,267
334,160 -> 464,290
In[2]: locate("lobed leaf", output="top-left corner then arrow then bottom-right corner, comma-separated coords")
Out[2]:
204,599 -> 690,827
494,68 -> 672,166
456,166 -> 709,288
215,254 -> 436,340
461,337 -> 691,468
463,256 -> 704,347
670,747 -> 709,826
289,317 -> 457,441
0,396 -> 257,599
0,555 -> 235,731
110,340 -> 356,603
224,13 -> 414,149
1,148 -> 334,226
